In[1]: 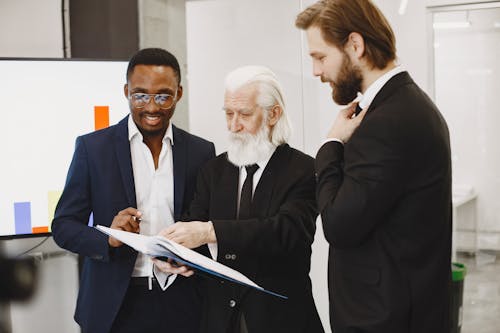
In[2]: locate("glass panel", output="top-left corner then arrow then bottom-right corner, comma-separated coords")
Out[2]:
433,6 -> 500,247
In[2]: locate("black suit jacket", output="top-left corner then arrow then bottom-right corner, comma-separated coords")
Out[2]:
186,144 -> 324,333
316,72 -> 452,332
52,116 -> 215,333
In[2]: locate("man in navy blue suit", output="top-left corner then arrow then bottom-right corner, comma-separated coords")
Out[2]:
52,48 -> 215,333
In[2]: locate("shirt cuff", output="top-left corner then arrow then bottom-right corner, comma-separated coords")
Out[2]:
321,138 -> 344,147
153,265 -> 177,291
208,242 -> 218,261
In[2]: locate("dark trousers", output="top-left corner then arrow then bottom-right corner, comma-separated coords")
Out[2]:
110,277 -> 201,333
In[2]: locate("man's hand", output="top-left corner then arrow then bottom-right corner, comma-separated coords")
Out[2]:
152,258 -> 194,277
108,207 -> 142,247
159,221 -> 216,249
327,102 -> 367,143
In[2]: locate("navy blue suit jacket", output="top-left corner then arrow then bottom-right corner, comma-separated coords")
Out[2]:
52,116 -> 215,333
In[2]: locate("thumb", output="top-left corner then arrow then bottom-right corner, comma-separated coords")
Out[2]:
355,108 -> 368,122
343,103 -> 357,118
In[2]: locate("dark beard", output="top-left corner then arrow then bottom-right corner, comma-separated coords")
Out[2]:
331,55 -> 363,105
140,127 -> 165,138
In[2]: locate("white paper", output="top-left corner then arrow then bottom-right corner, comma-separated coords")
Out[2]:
95,225 -> 263,290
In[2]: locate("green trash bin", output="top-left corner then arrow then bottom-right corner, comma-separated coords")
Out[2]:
450,262 -> 466,333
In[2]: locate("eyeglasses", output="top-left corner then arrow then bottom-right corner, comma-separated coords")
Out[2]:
129,92 -> 177,109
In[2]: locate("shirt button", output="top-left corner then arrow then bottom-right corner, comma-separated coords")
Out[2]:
229,300 -> 236,308
225,254 -> 231,260
231,254 -> 237,260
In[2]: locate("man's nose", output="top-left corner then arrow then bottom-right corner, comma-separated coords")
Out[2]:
144,96 -> 160,112
312,62 -> 322,77
313,68 -> 323,77
229,114 -> 242,132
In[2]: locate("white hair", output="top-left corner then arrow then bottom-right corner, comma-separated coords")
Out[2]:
224,65 -> 292,145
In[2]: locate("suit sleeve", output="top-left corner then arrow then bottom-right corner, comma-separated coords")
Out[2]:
207,142 -> 216,161
51,136 -> 111,261
184,161 -> 212,222
316,114 -> 405,249
212,161 -> 317,259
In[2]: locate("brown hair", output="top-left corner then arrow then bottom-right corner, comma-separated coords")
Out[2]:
295,0 -> 396,69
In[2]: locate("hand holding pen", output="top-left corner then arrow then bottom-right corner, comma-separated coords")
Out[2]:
108,207 -> 142,247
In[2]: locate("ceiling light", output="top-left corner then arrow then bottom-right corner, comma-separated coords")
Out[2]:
433,21 -> 471,29
398,0 -> 408,15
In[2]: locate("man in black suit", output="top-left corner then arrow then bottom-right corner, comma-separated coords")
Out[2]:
154,65 -> 324,333
52,48 -> 215,333
296,1 -> 452,332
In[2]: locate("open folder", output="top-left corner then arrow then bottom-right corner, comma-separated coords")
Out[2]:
95,225 -> 287,299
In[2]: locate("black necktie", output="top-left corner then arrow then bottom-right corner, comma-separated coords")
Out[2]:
238,164 -> 259,220
355,103 -> 363,116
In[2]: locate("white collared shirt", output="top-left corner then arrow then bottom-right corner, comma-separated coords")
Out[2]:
236,149 -> 276,213
128,116 -> 176,289
322,65 -> 405,147
358,65 -> 404,110
207,146 -> 277,260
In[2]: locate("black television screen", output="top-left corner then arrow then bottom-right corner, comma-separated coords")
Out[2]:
0,59 -> 129,239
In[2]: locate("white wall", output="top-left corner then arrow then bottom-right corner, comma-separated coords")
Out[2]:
138,0 -> 191,130
0,1 -> 78,332
0,0 -> 63,58
432,4 -> 500,250
186,0 -> 305,153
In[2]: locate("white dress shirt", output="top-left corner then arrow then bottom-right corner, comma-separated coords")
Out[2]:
207,146 -> 277,260
357,65 -> 404,110
322,65 -> 405,147
128,116 -> 176,290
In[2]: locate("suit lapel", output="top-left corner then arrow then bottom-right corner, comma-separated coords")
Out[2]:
251,145 -> 288,218
369,71 -> 413,112
172,125 -> 186,220
114,116 -> 136,207
216,156 -> 239,219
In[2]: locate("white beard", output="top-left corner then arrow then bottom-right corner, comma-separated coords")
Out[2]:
226,124 -> 276,167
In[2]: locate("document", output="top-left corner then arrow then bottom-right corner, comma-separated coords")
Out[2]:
95,225 -> 287,299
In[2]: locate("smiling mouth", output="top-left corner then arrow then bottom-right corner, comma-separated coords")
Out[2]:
142,113 -> 162,126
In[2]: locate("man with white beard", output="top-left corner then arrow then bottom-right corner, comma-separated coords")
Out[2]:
154,66 -> 324,333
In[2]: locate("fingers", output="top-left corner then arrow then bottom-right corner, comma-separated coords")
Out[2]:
110,207 -> 142,233
152,258 -> 194,277
158,222 -> 209,249
343,102 -> 357,118
159,224 -> 177,238
108,236 -> 123,248
355,108 -> 368,122
119,207 -> 142,224
159,223 -> 188,242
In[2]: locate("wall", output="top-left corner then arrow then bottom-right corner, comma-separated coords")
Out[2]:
0,0 -> 63,57
69,0 -> 139,59
139,0 -> 190,130
185,0 -> 305,153
431,3 -> 500,251
0,1 -> 80,332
